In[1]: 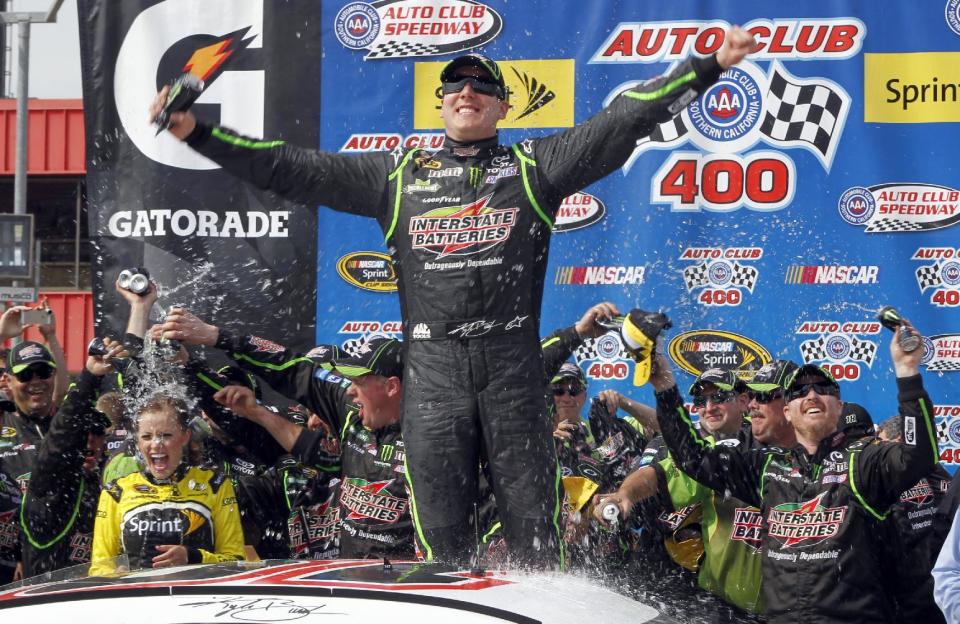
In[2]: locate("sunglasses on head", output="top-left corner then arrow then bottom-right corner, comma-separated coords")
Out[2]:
442,75 -> 504,98
748,389 -> 783,404
785,381 -> 840,403
14,365 -> 54,383
552,383 -> 584,397
692,389 -> 737,409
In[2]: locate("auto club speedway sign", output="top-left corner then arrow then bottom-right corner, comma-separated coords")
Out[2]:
80,2 -> 960,470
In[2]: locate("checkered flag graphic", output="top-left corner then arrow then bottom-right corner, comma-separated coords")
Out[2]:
849,337 -> 877,366
760,62 -> 850,170
730,262 -> 759,292
365,41 -> 441,59
683,263 -> 710,291
928,361 -> 960,372
937,420 -> 951,445
636,116 -> 688,149
916,262 -> 943,291
572,335 -> 628,364
864,218 -> 926,233
800,336 -> 828,363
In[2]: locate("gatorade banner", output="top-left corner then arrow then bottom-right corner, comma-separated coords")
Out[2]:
78,0 -> 321,353
80,1 -> 959,467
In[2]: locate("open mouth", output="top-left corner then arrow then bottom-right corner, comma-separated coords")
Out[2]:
150,452 -> 170,473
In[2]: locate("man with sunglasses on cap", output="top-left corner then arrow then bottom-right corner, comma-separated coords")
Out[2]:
151,28 -> 757,567
214,337 -> 412,561
653,322 -> 938,623
596,368 -> 766,618
745,360 -> 798,449
0,342 -> 60,583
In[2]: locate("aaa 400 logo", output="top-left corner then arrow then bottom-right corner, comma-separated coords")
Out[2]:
795,320 -> 881,381
914,247 -> 960,307
681,246 -> 762,306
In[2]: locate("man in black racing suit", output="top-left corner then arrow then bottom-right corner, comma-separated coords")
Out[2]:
153,29 -> 757,566
651,324 -> 938,624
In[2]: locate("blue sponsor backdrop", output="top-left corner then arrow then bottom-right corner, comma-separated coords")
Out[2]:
314,2 -> 959,467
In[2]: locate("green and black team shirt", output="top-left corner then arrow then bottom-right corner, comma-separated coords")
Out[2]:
213,330 -> 412,560
656,375 -> 938,624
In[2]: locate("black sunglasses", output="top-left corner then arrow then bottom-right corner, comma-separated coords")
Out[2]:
748,389 -> 783,404
442,75 -> 504,98
692,390 -> 737,408
785,381 -> 840,403
552,384 -> 584,397
14,365 -> 54,383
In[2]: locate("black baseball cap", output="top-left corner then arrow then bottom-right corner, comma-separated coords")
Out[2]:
550,362 -> 587,387
333,338 -> 404,380
784,364 -> 839,394
7,341 -> 56,375
440,54 -> 506,99
841,402 -> 874,432
688,368 -> 739,396
746,360 -> 799,392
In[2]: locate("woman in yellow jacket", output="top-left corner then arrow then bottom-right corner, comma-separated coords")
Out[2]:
89,394 -> 244,575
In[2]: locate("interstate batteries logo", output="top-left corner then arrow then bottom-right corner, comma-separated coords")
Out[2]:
553,193 -> 606,233
795,320 -> 880,382
914,247 -> 960,307
668,329 -> 772,378
767,493 -> 846,548
410,196 -> 517,259
838,183 -> 960,232
334,0 -> 501,59
336,252 -> 398,292
681,247 -> 761,307
339,478 -> 406,523
732,507 -> 763,551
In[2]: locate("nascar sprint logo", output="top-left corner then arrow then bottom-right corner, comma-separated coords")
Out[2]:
337,251 -> 398,292
838,183 -> 960,232
796,320 -> 881,381
681,246 -> 761,306
334,0 -> 502,59
668,329 -> 771,377
914,247 -> 960,307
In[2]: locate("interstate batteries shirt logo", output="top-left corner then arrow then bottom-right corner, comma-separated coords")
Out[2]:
340,478 -> 406,523
410,196 -> 517,258
767,493 -> 846,548
334,0 -> 502,59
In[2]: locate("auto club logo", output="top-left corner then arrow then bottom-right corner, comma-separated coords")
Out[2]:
336,251 -> 398,292
591,20 -> 859,213
838,183 -> 960,232
667,329 -> 772,378
680,247 -> 762,307
935,406 -> 960,465
795,320 -> 881,382
922,333 -> 960,372
571,332 -> 633,382
334,0 -> 502,59
914,247 -> 960,307
553,192 -> 606,233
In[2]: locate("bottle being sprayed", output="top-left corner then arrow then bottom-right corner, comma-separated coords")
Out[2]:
876,305 -> 921,353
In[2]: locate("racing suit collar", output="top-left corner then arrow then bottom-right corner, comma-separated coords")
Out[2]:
443,134 -> 500,158
142,461 -> 190,485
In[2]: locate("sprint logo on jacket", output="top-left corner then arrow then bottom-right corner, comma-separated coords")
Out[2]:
340,478 -> 407,523
767,493 -> 846,548
122,502 -> 213,546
